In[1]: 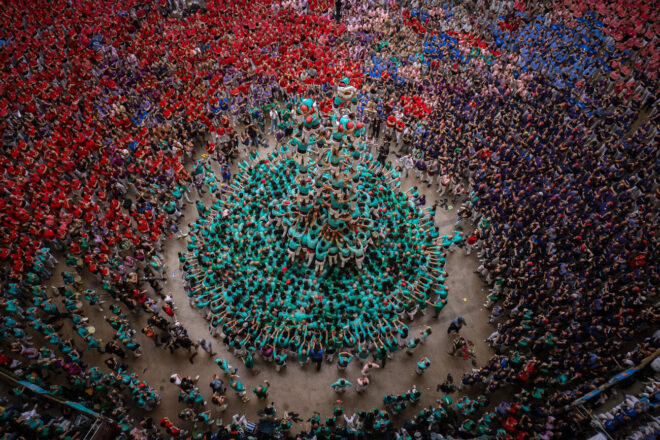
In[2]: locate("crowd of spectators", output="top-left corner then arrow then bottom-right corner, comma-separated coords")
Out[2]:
0,0 -> 657,439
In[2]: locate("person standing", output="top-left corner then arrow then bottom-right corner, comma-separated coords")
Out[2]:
221,164 -> 232,184
416,357 -> 431,375
365,100 -> 377,142
196,338 -> 215,356
335,0 -> 342,23
331,378 -> 353,393
253,380 -> 270,399
215,357 -> 238,376
269,107 -> 279,136
398,154 -> 414,179
274,351 -> 287,372
311,345 -> 324,371
263,402 -> 277,419
372,99 -> 384,139
243,351 -> 259,374
361,361 -> 380,377
447,316 -> 467,334
229,374 -> 249,403
297,345 -> 310,367
406,337 -> 420,356
344,412 -> 357,430
431,298 -> 447,318
209,374 -> 225,395
465,232 -> 479,255
455,206 -> 471,229
337,351 -> 353,371
419,325 -> 432,343
355,376 -> 370,393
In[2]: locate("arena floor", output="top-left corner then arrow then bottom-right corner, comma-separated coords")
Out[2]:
49,137 -> 495,431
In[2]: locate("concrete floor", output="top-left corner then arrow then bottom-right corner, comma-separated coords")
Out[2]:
47,136 -> 495,432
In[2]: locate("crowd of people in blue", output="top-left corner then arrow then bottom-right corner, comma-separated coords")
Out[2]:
0,0 -> 658,439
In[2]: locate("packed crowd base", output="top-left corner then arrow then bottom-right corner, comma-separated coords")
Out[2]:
182,91 -> 453,375
0,0 -> 658,439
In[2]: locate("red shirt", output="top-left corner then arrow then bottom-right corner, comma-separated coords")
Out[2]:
503,416 -> 518,432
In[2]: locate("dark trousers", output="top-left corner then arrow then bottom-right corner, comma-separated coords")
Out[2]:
372,118 -> 382,138
314,358 -> 322,371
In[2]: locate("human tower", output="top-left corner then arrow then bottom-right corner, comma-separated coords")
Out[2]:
181,81 -> 449,365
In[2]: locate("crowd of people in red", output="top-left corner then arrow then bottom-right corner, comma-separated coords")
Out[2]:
0,0 -> 351,283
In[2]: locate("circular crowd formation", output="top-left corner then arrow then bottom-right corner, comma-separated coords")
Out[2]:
1,0 -> 658,438
182,98 -> 450,359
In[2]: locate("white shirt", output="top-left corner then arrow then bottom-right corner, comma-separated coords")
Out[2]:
399,155 -> 414,170
361,362 -> 380,374
232,414 -> 247,427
